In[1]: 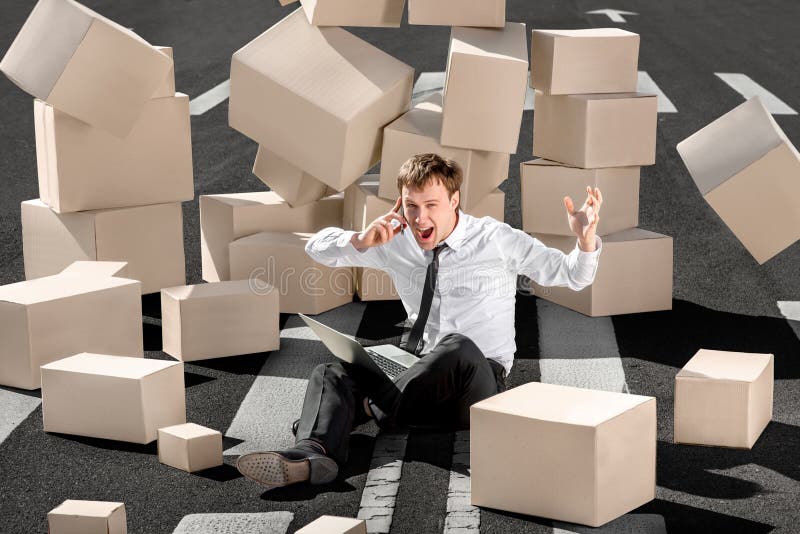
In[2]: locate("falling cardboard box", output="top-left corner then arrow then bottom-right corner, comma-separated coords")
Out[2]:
379,94 -> 509,210
0,264 -> 142,390
296,515 -> 367,534
253,146 -> 334,208
158,423 -> 223,473
161,280 -> 280,361
441,23 -> 528,153
520,159 -> 639,235
41,353 -> 186,443
0,0 -> 172,138
200,191 -> 343,282
299,0 -> 405,27
464,188 -> 504,221
471,382 -> 656,527
531,228 -> 672,317
152,46 -> 176,98
674,349 -> 773,449
677,96 -> 800,264
533,91 -> 657,168
353,267 -> 400,301
229,8 -> 414,191
530,29 -> 639,95
229,232 -> 354,314
48,500 -> 127,534
33,94 -> 193,213
22,200 -> 186,294
407,0 -> 505,28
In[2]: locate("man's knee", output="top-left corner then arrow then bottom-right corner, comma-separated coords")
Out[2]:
427,333 -> 485,370
310,362 -> 347,381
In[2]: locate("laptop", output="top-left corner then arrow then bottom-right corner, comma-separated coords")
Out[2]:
299,313 -> 419,380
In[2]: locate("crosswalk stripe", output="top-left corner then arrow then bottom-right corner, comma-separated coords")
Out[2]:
777,301 -> 800,340
715,73 -> 798,115
0,389 -> 41,445
224,304 -> 366,455
189,79 -> 231,116
358,433 -> 408,534
443,430 -> 479,534
638,71 -> 678,113
172,512 -> 294,533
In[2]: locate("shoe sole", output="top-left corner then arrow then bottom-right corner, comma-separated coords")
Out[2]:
236,452 -> 337,488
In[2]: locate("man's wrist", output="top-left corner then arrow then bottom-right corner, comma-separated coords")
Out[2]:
351,232 -> 367,252
577,236 -> 596,253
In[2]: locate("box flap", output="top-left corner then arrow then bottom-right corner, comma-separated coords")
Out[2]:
678,349 -> 773,382
41,352 -> 178,378
386,93 -> 443,137
450,22 -> 528,64
536,28 -> 637,39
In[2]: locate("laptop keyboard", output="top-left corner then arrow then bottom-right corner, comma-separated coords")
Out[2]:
366,349 -> 407,379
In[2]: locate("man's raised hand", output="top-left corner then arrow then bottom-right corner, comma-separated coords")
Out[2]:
352,197 -> 407,251
563,186 -> 603,252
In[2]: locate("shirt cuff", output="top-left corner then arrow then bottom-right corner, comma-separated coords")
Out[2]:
575,235 -> 602,258
337,230 -> 362,253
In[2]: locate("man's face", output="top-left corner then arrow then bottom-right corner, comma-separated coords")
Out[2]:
401,178 -> 459,250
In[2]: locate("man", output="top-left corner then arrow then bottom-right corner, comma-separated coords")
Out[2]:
237,153 -> 603,489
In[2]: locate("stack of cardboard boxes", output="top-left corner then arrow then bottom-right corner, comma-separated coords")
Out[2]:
1,0 -> 192,295
524,28 -> 673,316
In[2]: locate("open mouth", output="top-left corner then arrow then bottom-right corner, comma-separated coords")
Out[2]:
417,227 -> 434,240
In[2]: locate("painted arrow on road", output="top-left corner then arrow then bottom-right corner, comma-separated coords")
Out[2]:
586,9 -> 638,23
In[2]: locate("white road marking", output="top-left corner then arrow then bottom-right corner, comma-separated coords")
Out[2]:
777,301 -> 800,340
172,512 -> 294,534
357,433 -> 407,534
190,79 -> 231,116
412,72 -> 446,105
585,9 -> 638,23
715,73 -> 798,115
638,71 -> 678,113
443,430 -> 479,534
553,514 -> 666,533
0,389 -> 41,445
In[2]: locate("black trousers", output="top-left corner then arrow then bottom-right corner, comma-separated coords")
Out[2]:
295,333 -> 507,464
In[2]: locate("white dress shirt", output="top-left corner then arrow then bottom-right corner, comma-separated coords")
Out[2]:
305,211 -> 602,375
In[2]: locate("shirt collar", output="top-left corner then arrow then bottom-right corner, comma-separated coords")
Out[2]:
439,210 -> 467,252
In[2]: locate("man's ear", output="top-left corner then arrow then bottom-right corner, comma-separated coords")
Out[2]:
451,190 -> 460,210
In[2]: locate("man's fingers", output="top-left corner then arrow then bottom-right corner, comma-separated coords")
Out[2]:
563,196 -> 574,214
384,211 -> 406,225
392,196 -> 402,213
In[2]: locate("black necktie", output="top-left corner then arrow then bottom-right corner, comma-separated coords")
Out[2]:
406,243 -> 447,355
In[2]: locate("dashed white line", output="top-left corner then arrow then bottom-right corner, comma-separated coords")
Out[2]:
357,433 -> 407,534
172,512 -> 294,534
638,71 -> 678,113
777,301 -> 800,340
190,79 -> 231,116
443,430 -> 479,534
715,73 -> 797,115
0,389 -> 40,444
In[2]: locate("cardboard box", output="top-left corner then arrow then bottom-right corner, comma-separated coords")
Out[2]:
161,280 -> 280,361
22,200 -> 186,294
471,382 -> 656,527
59,260 -> 129,278
0,0 -> 172,138
200,192 -> 343,282
379,94 -> 509,209
354,267 -> 399,301
41,353 -> 186,443
297,516 -> 367,534
48,500 -> 127,534
157,423 -> 223,472
229,8 -> 414,190
520,159 -> 639,235
229,232 -> 354,314
299,0 -> 405,27
533,90 -> 658,169
407,0 -> 505,28
34,94 -> 193,213
464,188 -> 504,221
0,269 -> 142,390
253,146 -> 333,207
533,91 -> 657,168
280,0 -> 299,5
344,177 -> 395,232
676,96 -> 800,264
531,29 -> 639,95
441,23 -> 528,153
152,46 -> 176,98
674,349 -> 773,449
531,228 -> 672,317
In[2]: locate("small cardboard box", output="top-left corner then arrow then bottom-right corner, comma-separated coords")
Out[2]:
471,382 -> 656,527
344,177 -> 396,232
253,145 -> 333,208
22,200 -> 186,294
152,46 -> 176,98
531,29 -> 639,95
229,8 -> 414,191
354,267 -> 399,301
441,23 -> 528,153
379,94 -> 509,209
161,280 -> 280,361
465,188 -> 504,221
41,353 -> 186,444
48,500 -> 127,534
157,423 -> 223,473
200,192 -> 343,282
674,349 -> 773,449
531,228 -> 672,317
0,268 -> 142,390
533,91 -> 657,168
408,0 -> 505,28
677,96 -> 800,264
299,0 -> 405,27
34,94 -> 193,213
229,231 -> 354,314
297,515 -> 367,534
59,260 -> 130,278
1,0 -> 172,137
520,159 -> 639,235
